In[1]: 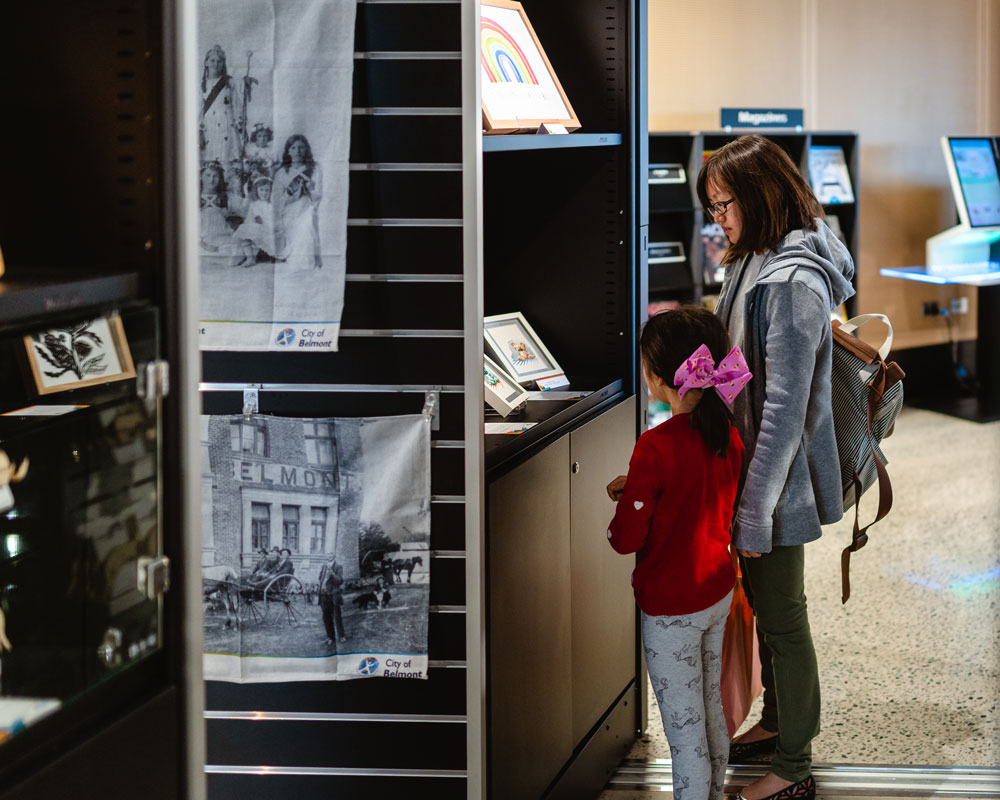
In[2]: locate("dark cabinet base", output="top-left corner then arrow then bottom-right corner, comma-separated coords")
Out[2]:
0,688 -> 179,800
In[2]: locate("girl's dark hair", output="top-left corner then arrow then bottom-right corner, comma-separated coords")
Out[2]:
640,305 -> 735,457
200,163 -> 228,209
280,134 -> 316,177
696,134 -> 823,266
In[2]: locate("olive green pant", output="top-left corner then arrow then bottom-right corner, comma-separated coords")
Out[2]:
739,544 -> 820,782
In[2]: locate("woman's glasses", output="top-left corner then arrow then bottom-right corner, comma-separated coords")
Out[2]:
704,198 -> 736,218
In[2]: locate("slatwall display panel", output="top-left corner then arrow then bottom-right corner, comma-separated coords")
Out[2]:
207,666 -> 466,714
353,62 -> 461,108
207,774 -> 465,800
202,339 -> 464,385
206,719 -> 466,768
203,1 -> 468,796
348,172 -> 464,219
350,116 -> 462,164
345,227 -> 464,276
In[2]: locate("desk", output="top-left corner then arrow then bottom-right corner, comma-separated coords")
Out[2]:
880,266 -> 1000,422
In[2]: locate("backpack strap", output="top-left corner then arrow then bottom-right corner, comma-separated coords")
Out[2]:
839,358 -> 902,603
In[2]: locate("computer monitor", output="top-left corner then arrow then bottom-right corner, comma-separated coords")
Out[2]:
942,136 -> 1000,228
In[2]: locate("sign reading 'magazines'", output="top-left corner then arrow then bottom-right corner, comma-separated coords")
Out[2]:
720,108 -> 804,130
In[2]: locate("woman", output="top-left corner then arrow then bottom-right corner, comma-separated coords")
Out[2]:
273,133 -> 323,270
200,45 -> 242,168
697,134 -> 855,800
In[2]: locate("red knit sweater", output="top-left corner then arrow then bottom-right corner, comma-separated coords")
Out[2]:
608,413 -> 743,616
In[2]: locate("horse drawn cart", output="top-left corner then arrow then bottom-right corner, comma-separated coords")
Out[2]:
203,566 -> 306,627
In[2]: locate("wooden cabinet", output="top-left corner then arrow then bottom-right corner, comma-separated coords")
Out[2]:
489,397 -> 636,800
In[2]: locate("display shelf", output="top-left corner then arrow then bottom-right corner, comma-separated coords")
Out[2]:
0,271 -> 141,330
483,132 -> 622,152
484,380 -> 624,477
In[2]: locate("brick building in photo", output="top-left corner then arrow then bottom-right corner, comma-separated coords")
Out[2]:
200,415 -> 360,585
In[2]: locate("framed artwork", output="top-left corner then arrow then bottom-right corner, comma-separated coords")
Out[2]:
480,0 -> 581,134
24,314 -> 136,395
484,354 -> 529,417
484,311 -> 567,387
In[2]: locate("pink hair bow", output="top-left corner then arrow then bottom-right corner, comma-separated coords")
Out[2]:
673,344 -> 752,403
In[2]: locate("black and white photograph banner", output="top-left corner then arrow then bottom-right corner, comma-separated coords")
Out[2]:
197,0 -> 355,352
201,414 -> 431,682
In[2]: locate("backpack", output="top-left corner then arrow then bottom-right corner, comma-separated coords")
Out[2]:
830,314 -> 905,603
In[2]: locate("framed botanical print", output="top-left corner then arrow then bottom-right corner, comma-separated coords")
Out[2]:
24,314 -> 136,395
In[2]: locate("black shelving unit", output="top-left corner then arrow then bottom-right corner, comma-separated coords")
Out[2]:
0,1 -> 195,798
476,1 -> 646,798
648,130 -> 860,316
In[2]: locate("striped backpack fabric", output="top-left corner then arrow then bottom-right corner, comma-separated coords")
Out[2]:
830,314 -> 905,603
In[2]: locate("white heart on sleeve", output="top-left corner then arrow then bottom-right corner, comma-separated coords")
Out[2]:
607,529 -> 612,539
633,501 -> 644,510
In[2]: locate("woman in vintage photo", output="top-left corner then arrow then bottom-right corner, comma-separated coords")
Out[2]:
273,133 -> 323,270
200,45 -> 243,168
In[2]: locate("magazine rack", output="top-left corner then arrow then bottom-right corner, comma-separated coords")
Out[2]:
647,130 -> 859,317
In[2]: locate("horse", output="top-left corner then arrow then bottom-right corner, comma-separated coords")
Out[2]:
203,565 -> 239,628
392,555 -> 423,583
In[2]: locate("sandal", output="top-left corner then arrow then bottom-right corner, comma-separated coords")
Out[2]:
735,774 -> 815,800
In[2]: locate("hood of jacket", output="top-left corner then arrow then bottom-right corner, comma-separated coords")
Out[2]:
755,219 -> 856,310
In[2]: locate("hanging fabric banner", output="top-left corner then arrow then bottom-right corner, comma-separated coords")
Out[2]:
197,0 -> 355,352
201,414 -> 431,682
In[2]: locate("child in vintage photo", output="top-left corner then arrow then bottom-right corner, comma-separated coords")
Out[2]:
606,305 -> 751,800
232,174 -> 276,267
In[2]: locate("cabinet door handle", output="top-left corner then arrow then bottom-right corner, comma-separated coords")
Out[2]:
571,461 -> 581,474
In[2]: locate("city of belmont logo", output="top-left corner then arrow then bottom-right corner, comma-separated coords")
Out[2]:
275,327 -> 333,348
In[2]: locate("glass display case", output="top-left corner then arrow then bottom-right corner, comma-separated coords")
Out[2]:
0,301 -> 168,750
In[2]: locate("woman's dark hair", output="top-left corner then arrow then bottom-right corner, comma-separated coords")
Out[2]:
640,305 -> 734,457
280,134 -> 316,177
696,134 -> 823,266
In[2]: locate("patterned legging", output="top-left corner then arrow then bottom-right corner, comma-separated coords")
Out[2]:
642,589 -> 733,800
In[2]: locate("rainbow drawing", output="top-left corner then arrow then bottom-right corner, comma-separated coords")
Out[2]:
481,16 -> 539,84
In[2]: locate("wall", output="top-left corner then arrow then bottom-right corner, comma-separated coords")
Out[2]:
648,0 -> 1000,349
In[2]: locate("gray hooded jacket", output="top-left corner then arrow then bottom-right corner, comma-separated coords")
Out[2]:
716,221 -> 855,553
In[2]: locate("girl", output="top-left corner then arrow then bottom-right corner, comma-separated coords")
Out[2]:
232,174 -> 276,267
199,162 -> 238,259
698,134 -> 855,800
607,305 -> 750,800
273,133 -> 323,270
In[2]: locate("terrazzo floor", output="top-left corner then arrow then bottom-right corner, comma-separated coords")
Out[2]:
600,406 -> 1000,797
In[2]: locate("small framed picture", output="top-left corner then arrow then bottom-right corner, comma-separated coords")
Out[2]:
484,311 -> 567,388
484,354 -> 529,417
480,0 -> 581,134
24,314 -> 136,396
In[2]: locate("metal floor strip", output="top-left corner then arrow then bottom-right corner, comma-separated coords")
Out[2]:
608,759 -> 1000,797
